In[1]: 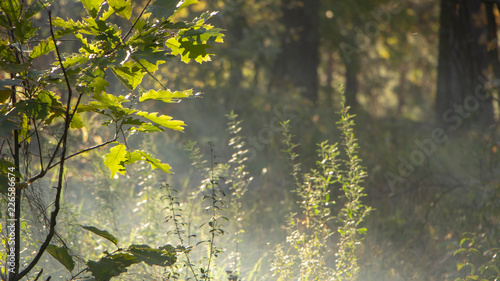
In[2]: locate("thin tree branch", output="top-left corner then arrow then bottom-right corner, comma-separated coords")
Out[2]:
17,11 -> 74,279
4,8 -> 23,279
46,136 -> 119,171
133,56 -> 168,90
33,269 -> 43,281
123,0 -> 153,42
70,267 -> 89,280
105,0 -> 153,55
28,90 -> 85,184
32,119 -> 44,174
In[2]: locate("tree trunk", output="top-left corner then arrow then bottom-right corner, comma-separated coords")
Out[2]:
271,0 -> 320,103
436,0 -> 496,130
345,56 -> 359,110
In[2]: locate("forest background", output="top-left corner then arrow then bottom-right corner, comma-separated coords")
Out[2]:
1,0 -> 499,280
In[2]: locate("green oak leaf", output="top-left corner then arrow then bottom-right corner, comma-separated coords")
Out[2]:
103,143 -> 127,178
139,89 -> 193,103
136,111 -> 186,131
108,0 -> 132,19
127,244 -> 176,267
81,0 -> 102,18
81,225 -> 118,246
47,244 -> 75,272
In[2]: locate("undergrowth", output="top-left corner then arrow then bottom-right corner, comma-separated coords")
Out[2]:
272,88 -> 372,280
161,112 -> 252,280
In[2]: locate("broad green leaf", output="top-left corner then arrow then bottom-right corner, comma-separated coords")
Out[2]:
30,40 -> 55,59
25,0 -> 54,20
78,93 -> 137,119
148,0 -> 179,20
124,150 -> 144,165
166,23 -> 223,64
0,90 -> 10,103
136,111 -> 186,131
87,256 -> 134,281
138,151 -> 172,173
177,0 -> 199,10
89,77 -> 109,96
52,18 -> 95,38
63,53 -> 89,69
132,50 -> 173,66
0,114 -> 21,140
123,150 -> 172,173
108,253 -> 138,266
81,225 -> 118,246
13,16 -> 38,42
111,61 -> 147,90
80,93 -> 128,112
0,40 -> 16,63
0,62 -> 30,73
0,0 -> 22,23
180,26 -> 223,42
100,5 -> 115,21
47,244 -> 75,272
0,79 -> 23,89
20,90 -> 62,122
81,0 -> 102,18
132,57 -> 162,74
42,91 -> 65,125
70,113 -> 84,129
139,89 -> 193,103
108,0 -> 132,19
166,37 -> 201,63
180,41 -> 212,63
75,33 -> 101,55
127,244 -> 176,267
27,70 -> 46,82
121,117 -> 144,126
129,123 -> 163,133
103,144 -> 127,178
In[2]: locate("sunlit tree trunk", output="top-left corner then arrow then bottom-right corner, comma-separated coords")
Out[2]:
271,0 -> 320,103
436,0 -> 496,130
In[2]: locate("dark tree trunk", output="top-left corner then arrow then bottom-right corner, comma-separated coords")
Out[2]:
436,0 -> 496,130
397,67 -> 408,116
345,57 -> 359,110
271,0 -> 320,103
227,14 -> 246,90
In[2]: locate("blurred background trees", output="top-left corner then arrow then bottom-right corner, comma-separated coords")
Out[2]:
155,0 -> 500,279
1,0 -> 500,280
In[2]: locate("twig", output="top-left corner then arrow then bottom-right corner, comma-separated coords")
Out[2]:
105,0 -> 154,55
17,10 -> 74,279
71,267 -> 89,280
33,119 -> 44,174
205,143 -> 217,280
33,269 -> 43,281
28,91 -> 86,184
47,136 -> 119,171
133,56 -> 168,90
123,0 -> 153,42
162,183 -> 199,281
